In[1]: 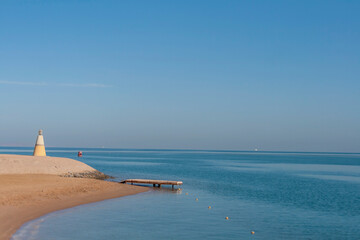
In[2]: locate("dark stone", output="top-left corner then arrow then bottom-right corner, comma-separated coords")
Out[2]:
60,170 -> 114,180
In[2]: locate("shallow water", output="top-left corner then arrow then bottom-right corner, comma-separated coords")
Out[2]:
3,147 -> 360,239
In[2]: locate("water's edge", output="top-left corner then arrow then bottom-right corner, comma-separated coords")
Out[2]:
11,185 -> 151,240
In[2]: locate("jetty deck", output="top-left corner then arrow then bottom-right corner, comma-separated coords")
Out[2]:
120,179 -> 183,189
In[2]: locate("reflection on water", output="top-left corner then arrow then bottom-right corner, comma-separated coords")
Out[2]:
5,148 -> 360,240
90,160 -> 164,166
299,174 -> 360,183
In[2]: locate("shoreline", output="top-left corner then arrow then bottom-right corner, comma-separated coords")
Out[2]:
0,174 -> 148,240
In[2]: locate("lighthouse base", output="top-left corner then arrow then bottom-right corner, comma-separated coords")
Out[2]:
33,145 -> 46,156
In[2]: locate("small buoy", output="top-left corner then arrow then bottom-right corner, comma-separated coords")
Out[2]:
78,151 -> 83,157
225,217 -> 229,220
208,206 -> 211,209
185,193 -> 188,195
251,231 -> 255,234
195,198 -> 198,201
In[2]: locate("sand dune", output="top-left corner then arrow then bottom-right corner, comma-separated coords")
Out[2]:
0,154 -> 96,175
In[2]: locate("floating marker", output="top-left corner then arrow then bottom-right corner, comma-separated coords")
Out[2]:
185,193 -> 188,195
195,198 -> 198,201
225,217 -> 229,220
208,206 -> 211,209
33,129 -> 46,156
251,231 -> 255,235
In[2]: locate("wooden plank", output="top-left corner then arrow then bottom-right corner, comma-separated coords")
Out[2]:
121,179 -> 183,186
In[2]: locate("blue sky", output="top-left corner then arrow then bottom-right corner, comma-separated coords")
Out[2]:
0,0 -> 359,152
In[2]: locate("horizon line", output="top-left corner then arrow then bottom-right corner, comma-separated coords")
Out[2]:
0,145 -> 359,155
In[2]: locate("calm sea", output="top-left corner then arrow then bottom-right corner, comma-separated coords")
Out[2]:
3,147 -> 360,240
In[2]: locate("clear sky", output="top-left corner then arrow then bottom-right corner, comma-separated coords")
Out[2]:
0,0 -> 359,152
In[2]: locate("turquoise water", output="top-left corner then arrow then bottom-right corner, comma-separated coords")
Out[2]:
3,147 -> 360,239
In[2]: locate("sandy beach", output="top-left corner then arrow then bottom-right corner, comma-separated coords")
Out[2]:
0,155 -> 148,240
0,154 -> 97,175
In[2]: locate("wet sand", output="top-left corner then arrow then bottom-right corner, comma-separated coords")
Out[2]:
0,155 -> 148,240
0,174 -> 147,240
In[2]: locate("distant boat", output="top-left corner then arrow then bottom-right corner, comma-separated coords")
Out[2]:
254,148 -> 258,151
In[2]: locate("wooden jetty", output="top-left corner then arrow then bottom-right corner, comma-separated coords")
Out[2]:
120,179 -> 183,189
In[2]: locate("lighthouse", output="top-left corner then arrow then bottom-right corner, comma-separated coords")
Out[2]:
33,129 -> 46,156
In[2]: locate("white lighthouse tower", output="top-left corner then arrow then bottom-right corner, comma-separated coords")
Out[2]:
33,129 -> 46,156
